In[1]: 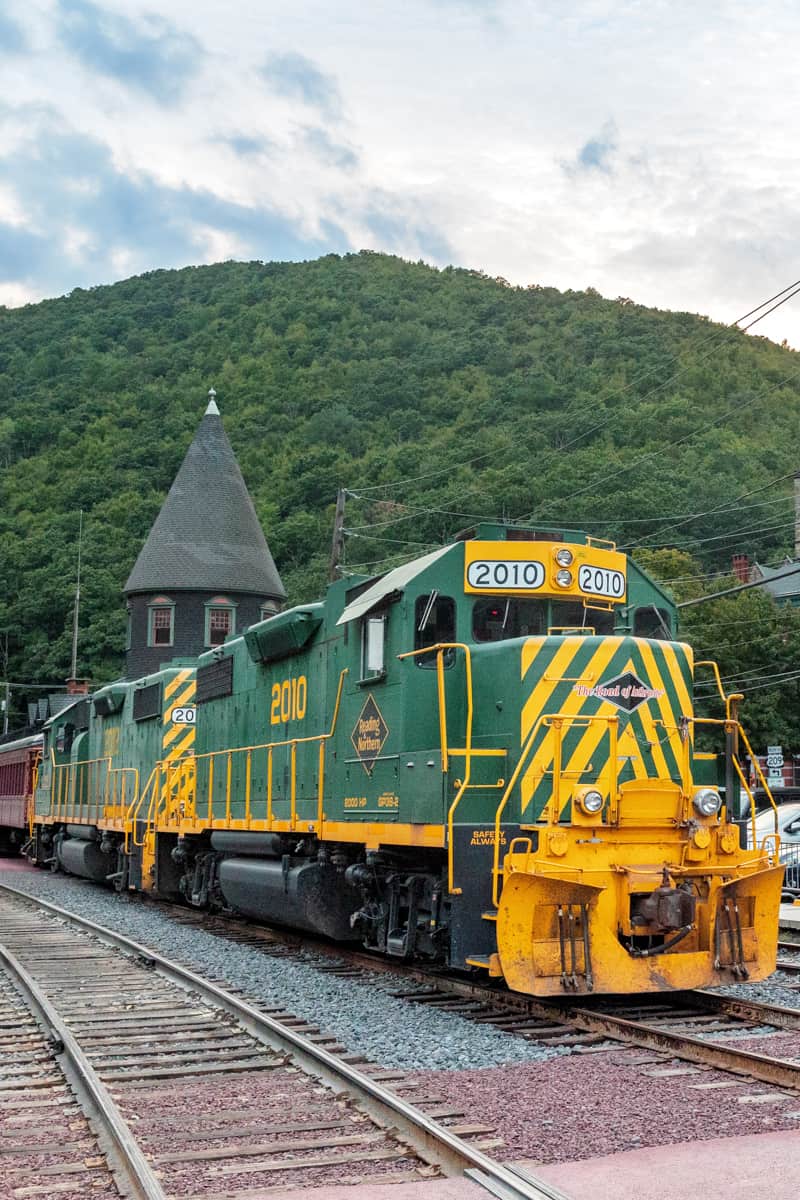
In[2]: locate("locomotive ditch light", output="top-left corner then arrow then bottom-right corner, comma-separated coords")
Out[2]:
555,568 -> 573,587
578,788 -> 604,815
555,547 -> 574,567
693,787 -> 722,817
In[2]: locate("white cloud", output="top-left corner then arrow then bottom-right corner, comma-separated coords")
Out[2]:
0,0 -> 799,344
0,281 -> 39,306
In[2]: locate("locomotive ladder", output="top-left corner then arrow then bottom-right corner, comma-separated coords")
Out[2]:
398,643 -> 507,895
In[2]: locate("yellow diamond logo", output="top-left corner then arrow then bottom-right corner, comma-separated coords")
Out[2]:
351,693 -> 389,775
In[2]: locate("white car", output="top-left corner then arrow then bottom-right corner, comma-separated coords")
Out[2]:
745,803 -> 800,898
747,801 -> 800,849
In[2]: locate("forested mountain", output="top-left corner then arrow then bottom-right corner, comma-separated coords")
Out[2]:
2,251 -> 799,742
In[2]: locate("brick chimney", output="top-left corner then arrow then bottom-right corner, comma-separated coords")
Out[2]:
65,678 -> 90,695
731,554 -> 750,584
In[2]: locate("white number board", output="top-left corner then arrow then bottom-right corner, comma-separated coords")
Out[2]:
466,559 -> 546,591
172,707 -> 196,725
578,565 -> 626,599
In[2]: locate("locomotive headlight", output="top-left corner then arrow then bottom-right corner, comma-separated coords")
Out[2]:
693,788 -> 722,817
556,569 -> 573,587
555,548 -> 574,567
579,789 -> 604,814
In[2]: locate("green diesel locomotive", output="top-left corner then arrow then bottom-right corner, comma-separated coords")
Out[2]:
30,523 -> 782,995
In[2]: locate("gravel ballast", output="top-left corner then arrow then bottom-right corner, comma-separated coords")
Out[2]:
0,863 -> 561,1071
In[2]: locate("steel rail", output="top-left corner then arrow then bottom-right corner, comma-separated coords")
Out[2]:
0,927 -> 167,1200
691,989 -> 800,1028
564,1001 -> 800,1091
0,883 -> 568,1200
124,891 -> 800,1089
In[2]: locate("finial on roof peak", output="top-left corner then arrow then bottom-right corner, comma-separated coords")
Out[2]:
206,386 -> 220,416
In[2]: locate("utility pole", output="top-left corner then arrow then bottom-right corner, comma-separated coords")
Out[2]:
329,489 -> 346,581
1,633 -> 9,737
70,510 -> 83,682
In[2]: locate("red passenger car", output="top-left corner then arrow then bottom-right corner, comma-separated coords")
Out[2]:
0,734 -> 42,852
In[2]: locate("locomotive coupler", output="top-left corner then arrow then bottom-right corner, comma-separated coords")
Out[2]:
630,868 -> 696,933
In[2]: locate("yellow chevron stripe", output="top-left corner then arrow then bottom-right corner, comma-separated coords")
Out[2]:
642,642 -> 691,771
662,643 -> 693,717
634,645 -> 673,780
163,720 -> 195,749
558,717 -> 611,810
520,637 -> 624,813
521,637 -> 547,677
636,705 -> 671,779
164,669 -> 193,701
618,722 -> 648,779
555,652 -> 661,803
163,682 -> 196,724
163,729 -> 195,760
521,637 -> 600,741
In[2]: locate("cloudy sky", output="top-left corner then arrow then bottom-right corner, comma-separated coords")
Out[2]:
1,0 -> 799,343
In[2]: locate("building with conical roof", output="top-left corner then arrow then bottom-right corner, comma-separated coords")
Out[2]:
123,391 -> 286,678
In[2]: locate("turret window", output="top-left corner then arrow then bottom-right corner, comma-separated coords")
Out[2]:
205,597 -> 237,647
148,598 -> 175,647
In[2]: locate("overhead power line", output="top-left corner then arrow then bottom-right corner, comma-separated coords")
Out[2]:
677,564 -> 800,607
623,467 -> 800,551
648,517 -> 797,553
525,366 -> 800,522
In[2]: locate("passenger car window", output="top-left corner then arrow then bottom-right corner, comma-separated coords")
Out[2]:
473,598 -> 546,642
415,594 -> 456,667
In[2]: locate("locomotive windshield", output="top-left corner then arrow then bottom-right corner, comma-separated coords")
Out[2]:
473,597 -> 546,641
472,597 -> 615,641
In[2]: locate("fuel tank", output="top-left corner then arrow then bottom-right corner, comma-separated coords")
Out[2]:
217,856 -> 361,941
57,836 -> 115,882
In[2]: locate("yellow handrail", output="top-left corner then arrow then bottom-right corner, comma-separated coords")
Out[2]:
689,657 -> 780,853
737,721 -> 780,839
138,668 -> 350,841
49,754 -> 114,823
107,767 -> 138,819
28,753 -> 42,837
125,764 -> 158,850
397,644 -> 474,895
492,712 -> 621,907
675,715 -> 779,854
695,661 -> 743,720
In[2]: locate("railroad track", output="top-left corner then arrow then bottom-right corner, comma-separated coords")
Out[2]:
135,900 -> 800,1096
776,940 -> 800,981
0,883 -> 566,1200
0,957 -> 132,1199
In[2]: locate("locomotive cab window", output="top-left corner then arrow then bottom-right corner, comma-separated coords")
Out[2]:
56,725 -> 75,755
414,593 -> 455,667
473,598 -> 546,642
361,612 -> 386,680
634,606 -> 672,640
549,600 -> 614,635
